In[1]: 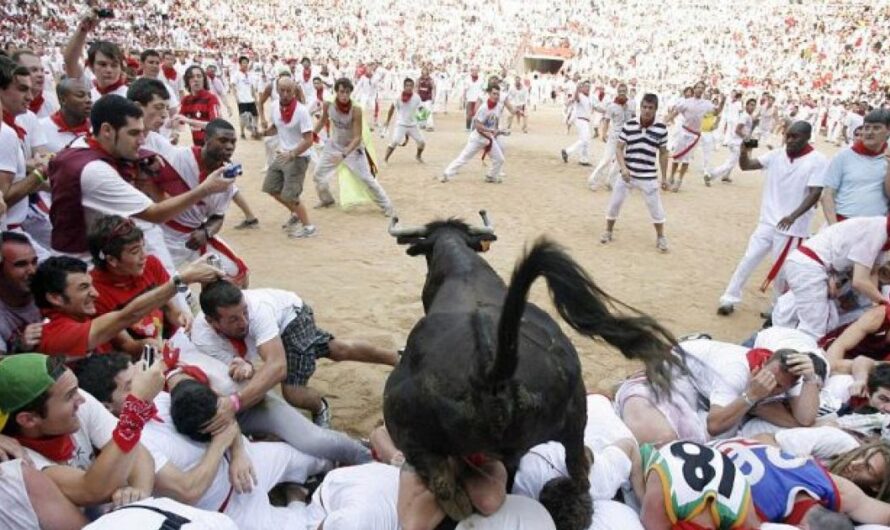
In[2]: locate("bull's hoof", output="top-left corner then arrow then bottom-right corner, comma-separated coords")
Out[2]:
539,477 -> 593,530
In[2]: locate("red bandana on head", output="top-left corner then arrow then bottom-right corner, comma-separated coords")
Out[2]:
279,98 -> 298,123
15,434 -> 76,462
94,76 -> 126,96
28,92 -> 45,114
162,65 -> 177,81
400,90 -> 412,103
851,140 -> 887,157
50,111 -> 90,135
2,111 -> 27,140
746,348 -> 774,372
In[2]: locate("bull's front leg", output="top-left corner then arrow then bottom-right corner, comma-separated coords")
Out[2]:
408,451 -> 474,522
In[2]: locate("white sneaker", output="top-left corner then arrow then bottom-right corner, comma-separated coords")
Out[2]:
289,225 -> 318,239
439,174 -> 451,183
484,175 -> 503,184
656,236 -> 668,253
600,231 -> 613,244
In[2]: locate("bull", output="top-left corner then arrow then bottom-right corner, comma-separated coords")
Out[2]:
383,211 -> 682,529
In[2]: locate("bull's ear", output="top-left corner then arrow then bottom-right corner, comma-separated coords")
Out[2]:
396,235 -> 424,246
405,239 -> 432,256
471,234 -> 497,252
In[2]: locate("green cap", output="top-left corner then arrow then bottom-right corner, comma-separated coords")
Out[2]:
0,353 -> 56,431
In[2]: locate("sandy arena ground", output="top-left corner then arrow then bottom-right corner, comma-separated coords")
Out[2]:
211,100 -> 841,437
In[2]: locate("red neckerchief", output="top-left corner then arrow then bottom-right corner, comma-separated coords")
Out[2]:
316,87 -> 323,101
2,111 -> 26,140
639,118 -> 654,128
851,140 -> 887,157
279,97 -> 298,123
335,99 -> 352,114
191,146 -> 211,182
471,74 -> 479,82
400,90 -> 412,103
302,67 -> 311,82
86,137 -> 115,160
93,76 -> 126,96
206,70 -> 216,80
614,95 -> 628,105
486,98 -> 497,110
15,434 -> 76,462
50,111 -> 90,135
162,65 -> 178,81
227,336 -> 248,358
28,92 -> 45,114
746,347 -> 774,372
787,143 -> 814,162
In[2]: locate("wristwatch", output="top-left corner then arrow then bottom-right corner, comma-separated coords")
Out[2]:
172,273 -> 188,293
741,391 -> 756,408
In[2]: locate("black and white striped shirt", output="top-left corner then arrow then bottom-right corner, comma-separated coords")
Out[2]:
618,120 -> 668,179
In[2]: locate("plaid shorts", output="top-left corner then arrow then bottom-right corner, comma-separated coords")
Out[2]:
281,304 -> 334,386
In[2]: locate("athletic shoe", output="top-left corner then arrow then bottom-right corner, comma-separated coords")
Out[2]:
281,216 -> 300,230
289,225 -> 318,239
439,174 -> 451,183
600,231 -> 613,244
313,200 -> 335,209
703,172 -> 712,187
312,398 -> 332,428
484,175 -> 503,184
579,161 -> 592,167
560,149 -> 568,163
656,236 -> 668,253
717,304 -> 735,316
233,218 -> 259,230
678,332 -> 713,341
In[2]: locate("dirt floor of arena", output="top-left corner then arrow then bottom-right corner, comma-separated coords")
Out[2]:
214,100 -> 840,437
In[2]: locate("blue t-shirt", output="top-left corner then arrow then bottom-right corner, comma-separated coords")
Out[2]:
822,148 -> 889,217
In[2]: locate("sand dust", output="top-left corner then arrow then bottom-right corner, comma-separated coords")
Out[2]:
213,101 -> 839,437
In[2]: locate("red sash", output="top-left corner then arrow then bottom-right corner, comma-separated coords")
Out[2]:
797,245 -> 825,267
760,236 -> 802,292
671,126 -> 701,160
164,219 -> 249,284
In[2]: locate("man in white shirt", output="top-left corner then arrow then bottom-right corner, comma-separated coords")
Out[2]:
841,102 -> 866,146
717,122 -> 827,316
383,77 -> 426,163
231,56 -> 260,139
261,77 -> 317,239
506,77 -> 529,133
62,12 -> 129,102
665,81 -> 724,192
560,80 -> 593,166
588,82 -> 636,191
463,66 -> 485,132
707,97 -> 756,183
617,338 -> 821,444
11,50 -> 58,118
190,280 -> 397,428
38,79 -> 91,154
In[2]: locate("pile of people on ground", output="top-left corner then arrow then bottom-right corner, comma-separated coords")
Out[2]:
1,3 -> 890,529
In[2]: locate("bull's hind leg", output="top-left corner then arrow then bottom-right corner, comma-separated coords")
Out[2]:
540,391 -> 593,530
410,452 -> 474,522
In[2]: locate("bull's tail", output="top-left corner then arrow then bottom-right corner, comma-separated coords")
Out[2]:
491,239 -> 683,395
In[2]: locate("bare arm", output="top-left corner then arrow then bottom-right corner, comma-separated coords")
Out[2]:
834,474 -> 890,524
750,401 -> 804,428
257,86 -> 272,127
127,445 -> 156,496
397,465 -> 446,530
135,167 -> 232,224
0,171 -> 43,208
312,103 -> 328,135
384,103 -> 395,129
738,145 -> 763,171
789,380 -> 820,427
821,188 -> 840,224
851,263 -> 885,305
153,429 -> 232,504
63,13 -> 97,80
826,305 -> 885,370
615,140 -> 629,176
343,106 -> 364,155
658,146 -> 669,184
707,398 -> 754,436
238,338 -> 287,408
777,187 -> 823,231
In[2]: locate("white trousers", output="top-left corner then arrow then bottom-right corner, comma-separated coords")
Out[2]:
772,257 -> 836,338
565,118 -> 591,163
162,228 -> 247,282
605,177 -> 666,224
709,144 -> 741,180
389,124 -> 425,148
443,131 -> 505,179
588,135 -> 619,188
720,223 -> 799,306
314,144 -> 392,209
699,131 -> 716,174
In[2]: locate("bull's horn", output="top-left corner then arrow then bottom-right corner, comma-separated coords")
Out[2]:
388,216 -> 429,237
468,209 -> 495,235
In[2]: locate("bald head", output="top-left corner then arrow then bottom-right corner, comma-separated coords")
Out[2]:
785,121 -> 813,156
56,78 -> 85,100
787,120 -> 812,139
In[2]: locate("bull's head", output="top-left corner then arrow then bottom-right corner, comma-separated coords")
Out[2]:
388,210 -> 497,255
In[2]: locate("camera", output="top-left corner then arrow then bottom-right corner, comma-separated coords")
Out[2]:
95,8 -> 115,18
223,163 -> 242,179
743,138 -> 759,149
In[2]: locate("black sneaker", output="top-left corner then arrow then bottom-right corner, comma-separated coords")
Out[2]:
234,218 -> 259,230
312,398 -> 332,428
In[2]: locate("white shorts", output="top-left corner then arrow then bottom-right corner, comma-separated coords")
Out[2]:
389,124 -> 425,148
0,460 -> 40,530
671,128 -> 701,163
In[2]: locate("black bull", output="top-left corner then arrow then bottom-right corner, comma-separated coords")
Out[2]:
383,212 -> 683,529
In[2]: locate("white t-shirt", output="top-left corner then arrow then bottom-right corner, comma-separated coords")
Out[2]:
304,462 -> 399,529
190,288 -> 304,364
729,112 -> 753,146
271,102 -> 313,153
675,97 -> 716,131
15,111 -> 48,159
756,147 -> 828,237
508,87 -> 529,107
789,216 -> 889,273
681,339 -> 753,410
0,124 -> 28,226
38,115 -> 81,154
455,495 -> 555,530
0,459 -> 39,530
232,70 -> 258,103
572,94 -> 593,121
589,500 -> 645,530
774,426 -> 859,460
27,390 -> 117,471
465,76 -> 485,102
844,112 -> 864,144
472,100 -> 503,132
161,145 -> 237,228
84,497 -> 238,530
394,94 -> 422,127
